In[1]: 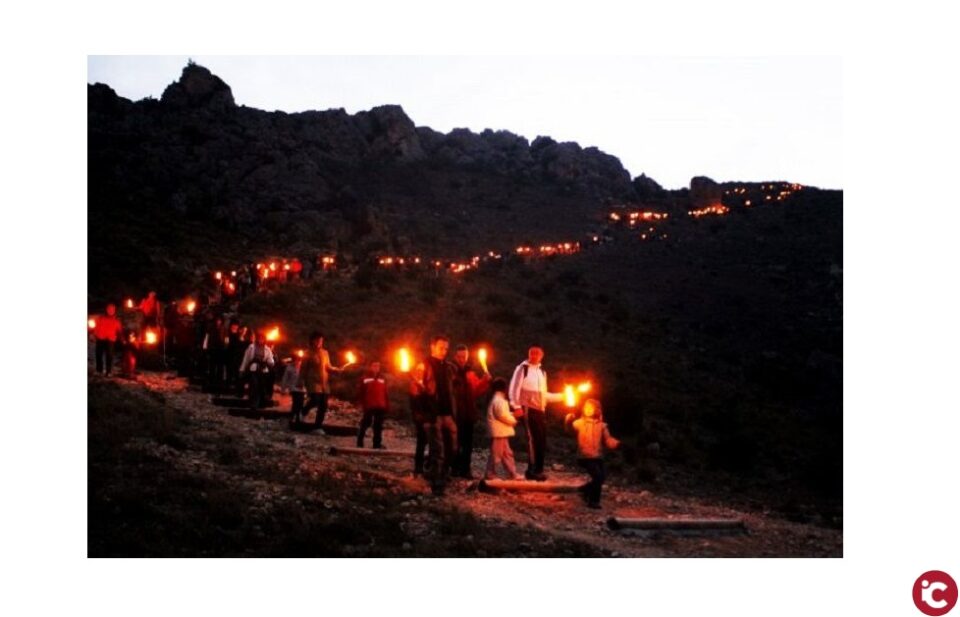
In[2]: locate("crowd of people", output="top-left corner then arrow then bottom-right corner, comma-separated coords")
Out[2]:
89,293 -> 620,508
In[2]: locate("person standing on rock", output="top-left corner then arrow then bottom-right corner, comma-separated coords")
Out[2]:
409,362 -> 431,477
508,346 -> 564,481
92,303 -> 124,376
239,330 -> 276,409
422,335 -> 458,495
356,361 -> 389,449
297,331 -> 344,433
451,344 -> 491,479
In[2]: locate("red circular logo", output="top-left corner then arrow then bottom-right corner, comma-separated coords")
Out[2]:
914,571 -> 958,616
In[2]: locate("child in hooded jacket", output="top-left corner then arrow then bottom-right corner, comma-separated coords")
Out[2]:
485,378 -> 523,480
565,398 -> 620,508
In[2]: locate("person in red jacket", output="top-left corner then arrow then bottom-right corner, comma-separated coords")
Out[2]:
92,303 -> 124,376
357,361 -> 389,449
451,344 -> 491,479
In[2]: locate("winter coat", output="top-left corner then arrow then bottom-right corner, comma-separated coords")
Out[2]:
423,356 -> 457,418
566,415 -> 620,459
486,392 -> 518,438
358,370 -> 390,411
93,315 -> 123,342
508,361 -> 563,411
452,361 -> 491,423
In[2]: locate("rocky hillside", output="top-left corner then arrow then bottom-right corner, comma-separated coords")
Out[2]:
89,63 -> 652,296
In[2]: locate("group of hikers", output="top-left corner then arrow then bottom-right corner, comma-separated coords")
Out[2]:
90,296 -> 621,507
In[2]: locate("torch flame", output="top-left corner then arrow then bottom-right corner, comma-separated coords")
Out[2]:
265,326 -> 280,342
296,349 -> 305,358
88,318 -> 97,330
144,329 -> 158,345
397,348 -> 411,373
564,384 -> 577,408
186,300 -> 196,314
214,271 -> 222,280
345,350 -> 357,365
125,298 -> 134,309
577,381 -> 592,394
477,348 -> 487,364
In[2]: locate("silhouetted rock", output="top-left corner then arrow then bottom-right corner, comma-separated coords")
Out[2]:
690,175 -> 722,207
161,63 -> 235,110
353,105 -> 424,161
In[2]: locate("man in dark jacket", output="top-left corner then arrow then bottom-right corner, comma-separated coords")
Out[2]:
451,344 -> 491,479
423,335 -> 458,495
225,319 -> 245,395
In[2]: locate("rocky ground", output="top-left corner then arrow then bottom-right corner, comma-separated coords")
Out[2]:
88,366 -> 842,557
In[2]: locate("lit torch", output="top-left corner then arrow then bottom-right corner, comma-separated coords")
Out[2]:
265,326 -> 280,342
564,384 -> 577,408
477,347 -> 489,373
577,381 -> 592,394
344,350 -> 357,366
186,300 -> 196,314
88,318 -> 97,330
397,348 -> 412,373
125,298 -> 134,309
144,329 -> 158,345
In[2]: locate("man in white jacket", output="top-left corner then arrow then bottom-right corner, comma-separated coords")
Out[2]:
508,346 -> 563,481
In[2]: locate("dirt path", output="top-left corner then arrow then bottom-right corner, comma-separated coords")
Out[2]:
94,368 -> 842,557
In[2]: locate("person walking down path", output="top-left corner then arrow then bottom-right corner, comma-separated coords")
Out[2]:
356,361 -> 389,449
508,346 -> 564,481
239,331 -> 276,409
297,332 -> 344,433
92,303 -> 124,376
565,398 -> 620,509
485,378 -> 523,481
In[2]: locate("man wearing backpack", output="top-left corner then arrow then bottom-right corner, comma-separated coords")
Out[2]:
508,346 -> 564,481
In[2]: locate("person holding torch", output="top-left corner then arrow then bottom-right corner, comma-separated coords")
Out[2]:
422,335 -> 458,496
508,346 -> 564,481
297,331 -> 345,433
451,344 -> 492,479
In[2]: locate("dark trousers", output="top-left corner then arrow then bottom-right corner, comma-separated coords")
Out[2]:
302,392 -> 328,427
414,422 -> 429,474
206,349 -> 226,393
358,408 -> 386,448
427,415 -> 458,493
247,371 -> 271,409
454,418 -> 476,476
578,458 -> 606,505
95,339 -> 114,375
290,391 -> 305,424
523,408 -> 548,476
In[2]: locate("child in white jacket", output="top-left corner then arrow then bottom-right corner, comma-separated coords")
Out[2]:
485,378 -> 523,480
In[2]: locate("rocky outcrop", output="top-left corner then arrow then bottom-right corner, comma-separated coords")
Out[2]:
690,175 -> 723,207
353,105 -> 424,161
160,63 -> 235,110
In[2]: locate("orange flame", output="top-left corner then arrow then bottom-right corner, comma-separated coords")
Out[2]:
88,318 -> 97,330
144,329 -> 158,345
186,300 -> 196,314
265,326 -> 280,342
397,348 -> 411,373
214,271 -> 222,280
125,298 -> 134,309
345,350 -> 357,365
564,384 -> 577,408
577,381 -> 592,394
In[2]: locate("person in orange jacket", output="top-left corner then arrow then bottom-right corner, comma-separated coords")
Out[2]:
93,303 -> 124,376
356,361 -> 390,449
